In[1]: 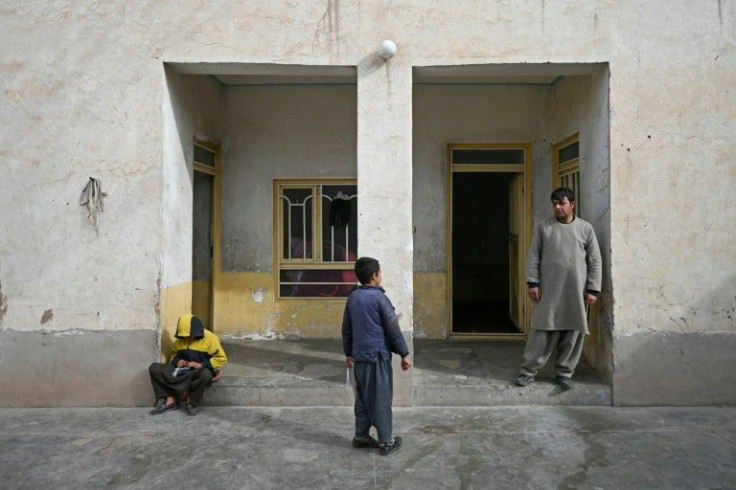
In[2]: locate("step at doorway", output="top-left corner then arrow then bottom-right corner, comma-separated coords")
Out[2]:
206,340 -> 611,407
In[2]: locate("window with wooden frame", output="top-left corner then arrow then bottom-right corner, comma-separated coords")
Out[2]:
552,134 -> 582,217
275,180 -> 358,298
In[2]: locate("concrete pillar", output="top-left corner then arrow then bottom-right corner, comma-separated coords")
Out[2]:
357,54 -> 414,405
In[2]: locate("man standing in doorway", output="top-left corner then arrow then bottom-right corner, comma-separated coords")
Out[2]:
516,187 -> 602,390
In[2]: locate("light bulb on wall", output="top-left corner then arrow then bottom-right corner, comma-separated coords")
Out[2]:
377,40 -> 397,60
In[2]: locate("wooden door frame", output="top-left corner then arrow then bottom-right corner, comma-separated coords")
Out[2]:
446,142 -> 532,339
193,140 -> 221,332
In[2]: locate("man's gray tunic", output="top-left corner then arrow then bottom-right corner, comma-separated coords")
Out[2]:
526,217 -> 602,334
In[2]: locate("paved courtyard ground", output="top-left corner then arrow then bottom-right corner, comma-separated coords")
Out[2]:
1,406 -> 734,489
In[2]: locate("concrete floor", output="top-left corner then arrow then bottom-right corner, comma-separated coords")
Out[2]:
209,339 -> 610,407
1,406 -> 734,489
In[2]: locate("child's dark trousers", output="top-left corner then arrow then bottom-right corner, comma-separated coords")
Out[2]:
353,358 -> 394,444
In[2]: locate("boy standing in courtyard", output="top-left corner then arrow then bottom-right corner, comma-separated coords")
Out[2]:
342,257 -> 412,456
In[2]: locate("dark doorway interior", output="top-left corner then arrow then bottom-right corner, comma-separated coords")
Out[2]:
192,170 -> 214,330
452,172 -> 520,334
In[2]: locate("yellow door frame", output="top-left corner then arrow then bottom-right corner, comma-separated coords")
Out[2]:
551,133 -> 599,352
446,143 -> 532,340
193,140 -> 221,331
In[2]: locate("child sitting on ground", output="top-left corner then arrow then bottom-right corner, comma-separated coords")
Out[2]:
342,257 -> 412,455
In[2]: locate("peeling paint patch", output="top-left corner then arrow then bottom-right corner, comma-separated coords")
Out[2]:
215,272 -> 347,338
221,332 -> 287,341
40,309 -> 53,325
44,329 -> 85,337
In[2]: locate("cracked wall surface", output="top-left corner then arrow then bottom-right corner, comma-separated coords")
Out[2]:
1,0 -> 734,405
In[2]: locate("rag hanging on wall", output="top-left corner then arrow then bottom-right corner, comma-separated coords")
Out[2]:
79,177 -> 106,234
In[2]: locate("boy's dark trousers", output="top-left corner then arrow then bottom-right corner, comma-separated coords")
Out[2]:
353,358 -> 394,444
149,363 -> 213,406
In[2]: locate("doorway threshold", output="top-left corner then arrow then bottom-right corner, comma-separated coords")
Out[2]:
412,340 -> 611,407
207,339 -> 611,407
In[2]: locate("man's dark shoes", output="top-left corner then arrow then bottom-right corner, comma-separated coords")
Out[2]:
378,436 -> 402,456
186,402 -> 199,416
150,399 -> 178,415
352,435 -> 380,449
556,375 -> 574,390
515,374 -> 535,387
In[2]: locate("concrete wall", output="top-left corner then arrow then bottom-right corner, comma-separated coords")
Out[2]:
1,0 -> 734,406
550,71 -> 613,378
161,72 -> 223,353
413,85 -> 551,338
1,2 -> 169,406
216,84 -> 357,338
604,5 -> 736,405
163,82 -> 359,340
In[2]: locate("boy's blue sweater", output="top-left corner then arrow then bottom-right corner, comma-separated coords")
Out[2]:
342,286 -> 410,362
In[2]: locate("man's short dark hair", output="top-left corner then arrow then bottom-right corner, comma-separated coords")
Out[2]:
551,186 -> 576,203
355,257 -> 380,285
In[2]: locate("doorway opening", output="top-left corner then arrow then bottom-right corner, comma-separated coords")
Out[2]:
448,144 -> 530,338
452,172 -> 514,333
192,142 -> 219,331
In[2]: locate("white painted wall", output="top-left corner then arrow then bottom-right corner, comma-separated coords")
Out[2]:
413,84 -> 552,272
1,0 -> 735,405
551,71 -> 612,375
1,4 -> 164,333
221,85 -> 357,272
357,59 -> 415,403
162,72 -> 223,291
2,0 -> 732,335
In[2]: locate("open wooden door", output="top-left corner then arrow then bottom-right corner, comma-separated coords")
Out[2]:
192,142 -> 219,331
508,173 -> 525,331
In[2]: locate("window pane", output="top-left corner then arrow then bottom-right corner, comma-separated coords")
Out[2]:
194,145 -> 216,167
279,268 -> 357,297
558,141 -> 579,163
280,188 -> 313,260
321,184 -> 358,262
452,148 -> 525,164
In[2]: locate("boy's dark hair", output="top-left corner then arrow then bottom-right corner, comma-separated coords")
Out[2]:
355,257 -> 380,285
550,186 -> 576,203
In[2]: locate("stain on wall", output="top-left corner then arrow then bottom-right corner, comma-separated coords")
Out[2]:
40,309 -> 53,325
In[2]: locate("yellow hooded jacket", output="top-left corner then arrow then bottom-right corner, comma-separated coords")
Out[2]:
169,314 -> 227,371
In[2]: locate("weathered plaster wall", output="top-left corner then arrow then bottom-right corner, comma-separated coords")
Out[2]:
0,330 -> 158,407
221,85 -> 356,271
412,85 -> 552,338
357,59 -> 414,404
1,2 -> 167,406
603,4 -> 736,404
161,72 -> 223,351
550,71 -> 612,378
1,3 -> 163,333
1,0 -> 734,406
216,85 -> 356,338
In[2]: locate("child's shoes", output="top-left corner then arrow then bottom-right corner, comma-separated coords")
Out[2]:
378,436 -> 402,456
352,435 -> 379,448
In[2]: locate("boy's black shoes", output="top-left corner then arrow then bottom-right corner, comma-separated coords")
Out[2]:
515,374 -> 534,387
150,399 -> 178,415
378,436 -> 402,456
352,435 -> 379,449
186,402 -> 199,416
556,375 -> 574,390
